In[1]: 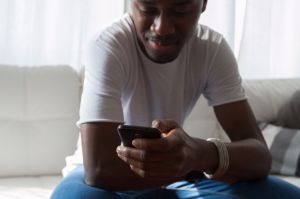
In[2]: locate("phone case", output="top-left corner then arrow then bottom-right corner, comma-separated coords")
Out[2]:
117,125 -> 161,147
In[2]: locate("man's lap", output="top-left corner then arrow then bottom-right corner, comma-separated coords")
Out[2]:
50,166 -> 300,199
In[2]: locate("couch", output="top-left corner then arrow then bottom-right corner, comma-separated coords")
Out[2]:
0,65 -> 80,199
0,65 -> 299,199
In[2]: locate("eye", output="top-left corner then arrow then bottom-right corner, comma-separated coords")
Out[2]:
138,5 -> 159,16
172,6 -> 191,16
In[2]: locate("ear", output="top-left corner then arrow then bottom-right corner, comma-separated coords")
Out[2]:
201,0 -> 207,13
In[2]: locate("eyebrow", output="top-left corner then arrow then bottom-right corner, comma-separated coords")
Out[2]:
137,0 -> 196,5
172,0 -> 197,5
137,0 -> 154,3
173,0 -> 196,5
136,0 -> 155,6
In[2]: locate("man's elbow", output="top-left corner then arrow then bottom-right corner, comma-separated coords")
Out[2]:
263,147 -> 272,176
257,143 -> 272,179
83,166 -> 113,190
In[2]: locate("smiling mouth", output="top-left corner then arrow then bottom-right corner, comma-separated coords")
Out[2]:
147,38 -> 178,53
148,40 -> 174,51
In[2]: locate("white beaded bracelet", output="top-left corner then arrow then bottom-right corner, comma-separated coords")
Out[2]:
203,138 -> 229,179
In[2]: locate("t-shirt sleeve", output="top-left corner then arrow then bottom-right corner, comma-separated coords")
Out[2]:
77,37 -> 125,126
203,37 -> 246,106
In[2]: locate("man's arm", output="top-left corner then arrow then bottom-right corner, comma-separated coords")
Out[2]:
80,122 -> 180,191
116,100 -> 272,183
210,99 -> 272,181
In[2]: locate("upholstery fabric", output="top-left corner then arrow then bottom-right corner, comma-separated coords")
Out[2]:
260,123 -> 300,176
243,79 -> 300,123
277,91 -> 300,129
0,175 -> 61,199
0,65 -> 80,177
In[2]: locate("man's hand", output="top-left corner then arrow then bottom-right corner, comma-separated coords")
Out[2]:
81,122 -> 190,190
116,120 -> 199,180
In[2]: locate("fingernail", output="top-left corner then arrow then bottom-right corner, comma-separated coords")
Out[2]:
116,146 -> 121,153
132,140 -> 137,146
152,120 -> 158,127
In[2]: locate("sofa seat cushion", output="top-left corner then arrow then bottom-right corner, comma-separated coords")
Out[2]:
0,65 -> 80,177
0,175 -> 61,199
273,175 -> 300,188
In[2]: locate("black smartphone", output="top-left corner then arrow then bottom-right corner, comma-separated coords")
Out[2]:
117,124 -> 161,147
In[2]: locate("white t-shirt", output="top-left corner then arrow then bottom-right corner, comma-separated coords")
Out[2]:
78,14 -> 245,127
63,14 -> 246,176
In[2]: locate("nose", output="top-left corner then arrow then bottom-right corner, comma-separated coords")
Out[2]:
151,13 -> 175,36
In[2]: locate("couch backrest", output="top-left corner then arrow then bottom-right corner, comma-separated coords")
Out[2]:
244,79 -> 300,122
0,65 -> 80,177
184,79 -> 300,141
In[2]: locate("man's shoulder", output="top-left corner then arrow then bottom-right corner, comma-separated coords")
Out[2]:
192,24 -> 224,45
92,14 -> 136,49
187,24 -> 226,59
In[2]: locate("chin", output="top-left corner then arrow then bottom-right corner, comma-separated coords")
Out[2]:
153,56 -> 177,63
147,50 -> 180,64
146,54 -> 176,63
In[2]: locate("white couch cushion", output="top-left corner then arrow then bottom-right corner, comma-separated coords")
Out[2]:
0,175 -> 61,199
184,97 -> 225,140
276,175 -> 300,188
0,65 -> 80,177
243,79 -> 300,123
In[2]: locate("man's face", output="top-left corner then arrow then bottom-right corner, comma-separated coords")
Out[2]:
131,0 -> 206,63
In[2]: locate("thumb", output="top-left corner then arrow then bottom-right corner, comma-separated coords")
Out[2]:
152,119 -> 180,134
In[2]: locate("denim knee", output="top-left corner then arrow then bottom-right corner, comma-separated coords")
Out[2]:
230,175 -> 300,199
50,167 -> 121,199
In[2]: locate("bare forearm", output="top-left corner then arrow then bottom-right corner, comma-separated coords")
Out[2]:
208,100 -> 272,181
191,137 -> 271,182
224,138 -> 271,180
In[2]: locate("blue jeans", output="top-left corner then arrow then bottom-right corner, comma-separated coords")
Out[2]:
51,166 -> 300,199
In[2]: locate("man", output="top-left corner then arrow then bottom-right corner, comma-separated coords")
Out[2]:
51,0 -> 300,198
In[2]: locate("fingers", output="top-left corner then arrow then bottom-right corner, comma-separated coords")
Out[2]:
116,127 -> 190,180
116,146 -> 184,179
132,137 -> 172,151
116,145 -> 185,167
116,120 -> 189,180
118,154 -> 178,172
133,129 -> 184,152
116,145 -> 175,162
